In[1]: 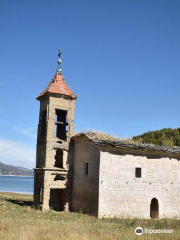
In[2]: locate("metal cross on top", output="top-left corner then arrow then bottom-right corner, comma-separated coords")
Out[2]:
57,49 -> 62,72
58,49 -> 62,59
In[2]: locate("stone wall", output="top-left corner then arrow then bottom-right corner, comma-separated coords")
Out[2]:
34,94 -> 76,211
72,136 -> 100,216
47,95 -> 75,144
45,95 -> 75,169
98,150 -> 180,218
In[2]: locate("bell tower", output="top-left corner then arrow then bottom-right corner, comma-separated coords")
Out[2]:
33,51 -> 77,211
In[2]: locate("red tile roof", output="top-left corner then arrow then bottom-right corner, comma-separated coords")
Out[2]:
36,71 -> 77,100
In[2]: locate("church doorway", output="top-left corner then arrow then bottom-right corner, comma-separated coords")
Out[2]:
49,189 -> 65,211
150,198 -> 159,219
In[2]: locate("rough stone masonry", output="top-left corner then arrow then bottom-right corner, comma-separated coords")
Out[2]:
34,55 -> 180,219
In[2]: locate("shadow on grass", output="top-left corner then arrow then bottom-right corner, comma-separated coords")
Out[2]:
5,198 -> 33,207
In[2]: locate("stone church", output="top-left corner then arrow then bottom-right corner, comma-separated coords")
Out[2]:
33,53 -> 180,219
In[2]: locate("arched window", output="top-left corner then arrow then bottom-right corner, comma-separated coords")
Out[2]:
150,198 -> 159,219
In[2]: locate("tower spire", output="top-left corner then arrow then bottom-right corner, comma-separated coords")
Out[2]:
57,49 -> 62,73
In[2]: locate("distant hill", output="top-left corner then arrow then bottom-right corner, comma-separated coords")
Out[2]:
133,128 -> 180,147
0,161 -> 33,176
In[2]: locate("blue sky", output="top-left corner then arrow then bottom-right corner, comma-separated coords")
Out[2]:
0,0 -> 180,168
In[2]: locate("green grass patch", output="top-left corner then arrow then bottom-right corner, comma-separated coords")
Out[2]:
0,192 -> 180,240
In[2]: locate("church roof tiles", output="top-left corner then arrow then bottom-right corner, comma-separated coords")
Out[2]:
36,71 -> 77,100
73,131 -> 180,158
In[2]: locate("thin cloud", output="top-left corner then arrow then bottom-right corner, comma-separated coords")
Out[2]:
0,82 -> 7,87
0,75 -> 28,88
12,125 -> 36,139
0,138 -> 35,169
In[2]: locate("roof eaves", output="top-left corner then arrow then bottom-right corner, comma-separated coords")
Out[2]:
73,132 -> 180,157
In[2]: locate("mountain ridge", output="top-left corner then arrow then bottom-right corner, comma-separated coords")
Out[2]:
0,161 -> 33,176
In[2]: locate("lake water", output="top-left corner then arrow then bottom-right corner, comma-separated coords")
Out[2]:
0,176 -> 34,194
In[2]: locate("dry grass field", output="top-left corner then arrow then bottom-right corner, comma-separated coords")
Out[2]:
0,192 -> 180,240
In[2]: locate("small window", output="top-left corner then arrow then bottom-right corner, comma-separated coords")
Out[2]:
54,149 -> 63,168
36,174 -> 40,185
40,110 -> 47,137
38,149 -> 44,167
135,168 -> 141,178
54,175 -> 66,181
84,163 -> 89,175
